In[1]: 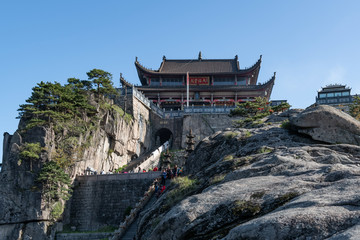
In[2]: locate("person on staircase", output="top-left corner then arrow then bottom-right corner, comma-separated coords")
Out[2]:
161,169 -> 167,185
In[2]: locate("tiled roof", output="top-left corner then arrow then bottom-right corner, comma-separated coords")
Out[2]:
135,55 -> 262,75
159,59 -> 238,73
135,55 -> 262,86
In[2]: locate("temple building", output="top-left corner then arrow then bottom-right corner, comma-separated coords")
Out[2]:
316,84 -> 355,111
134,52 -> 275,111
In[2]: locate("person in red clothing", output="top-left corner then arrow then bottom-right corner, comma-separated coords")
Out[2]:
143,169 -> 146,172
153,166 -> 158,171
160,185 -> 166,193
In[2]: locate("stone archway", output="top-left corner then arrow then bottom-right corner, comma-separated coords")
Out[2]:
155,128 -> 173,147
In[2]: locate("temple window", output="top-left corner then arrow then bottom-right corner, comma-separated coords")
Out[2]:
342,91 -> 350,96
162,78 -> 182,86
237,77 -> 246,85
319,93 -> 326,98
213,77 -> 234,85
334,92 -> 342,97
327,93 -> 334,97
151,78 -> 160,86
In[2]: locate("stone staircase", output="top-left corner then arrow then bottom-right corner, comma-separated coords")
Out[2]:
120,193 -> 158,239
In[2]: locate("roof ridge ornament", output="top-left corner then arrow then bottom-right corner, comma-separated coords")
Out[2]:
135,56 -> 138,62
163,55 -> 166,61
235,55 -> 238,61
198,51 -> 202,60
120,73 -> 133,88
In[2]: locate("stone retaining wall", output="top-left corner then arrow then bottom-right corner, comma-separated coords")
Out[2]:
62,172 -> 160,232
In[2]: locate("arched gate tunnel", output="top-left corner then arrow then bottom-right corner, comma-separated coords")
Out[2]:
155,128 -> 173,147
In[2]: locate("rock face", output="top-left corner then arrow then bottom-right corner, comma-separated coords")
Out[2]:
0,98 -> 152,240
136,110 -> 360,240
181,114 -> 242,148
290,105 -> 360,145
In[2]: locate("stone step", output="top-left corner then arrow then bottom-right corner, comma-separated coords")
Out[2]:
56,232 -> 113,240
120,182 -> 166,239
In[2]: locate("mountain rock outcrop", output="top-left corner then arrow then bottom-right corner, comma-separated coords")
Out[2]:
136,108 -> 360,240
0,103 -> 151,240
290,105 -> 360,146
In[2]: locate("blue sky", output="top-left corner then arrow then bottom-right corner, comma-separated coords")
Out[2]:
1,1 -> 360,161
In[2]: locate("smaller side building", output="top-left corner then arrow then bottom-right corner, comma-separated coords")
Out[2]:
316,84 -> 354,111
270,100 -> 287,107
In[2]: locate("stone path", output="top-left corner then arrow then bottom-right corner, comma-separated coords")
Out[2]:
120,179 -> 172,240
121,191 -> 159,240
122,149 -> 155,172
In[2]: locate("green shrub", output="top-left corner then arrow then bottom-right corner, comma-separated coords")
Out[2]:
251,191 -> 266,199
223,155 -> 234,161
230,97 -> 272,117
276,191 -> 298,205
253,112 -> 270,120
233,119 -> 245,128
37,161 -> 72,202
272,102 -> 291,112
244,131 -> 252,138
114,164 -> 128,173
124,206 -> 132,216
210,174 -> 226,185
257,146 -> 273,154
111,104 -> 133,124
111,104 -> 124,115
224,131 -> 238,140
231,98 -> 292,128
252,119 -> 264,126
233,156 -> 253,169
123,112 -> 133,124
24,119 -> 47,131
19,142 -> 43,171
230,107 -> 248,116
51,201 -> 64,220
232,200 -> 261,217
166,176 -> 199,207
19,142 -> 42,161
280,120 -> 291,129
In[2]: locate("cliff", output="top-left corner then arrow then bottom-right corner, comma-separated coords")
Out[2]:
0,97 -> 151,240
136,106 -> 360,239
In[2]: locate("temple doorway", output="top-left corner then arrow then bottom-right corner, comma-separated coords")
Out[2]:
155,128 -> 173,147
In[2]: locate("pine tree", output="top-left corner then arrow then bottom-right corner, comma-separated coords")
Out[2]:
37,161 -> 72,202
87,69 -> 117,96
350,96 -> 360,120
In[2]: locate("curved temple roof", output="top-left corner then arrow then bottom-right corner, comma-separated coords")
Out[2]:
135,55 -> 262,86
158,57 -> 247,73
137,54 -> 260,71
